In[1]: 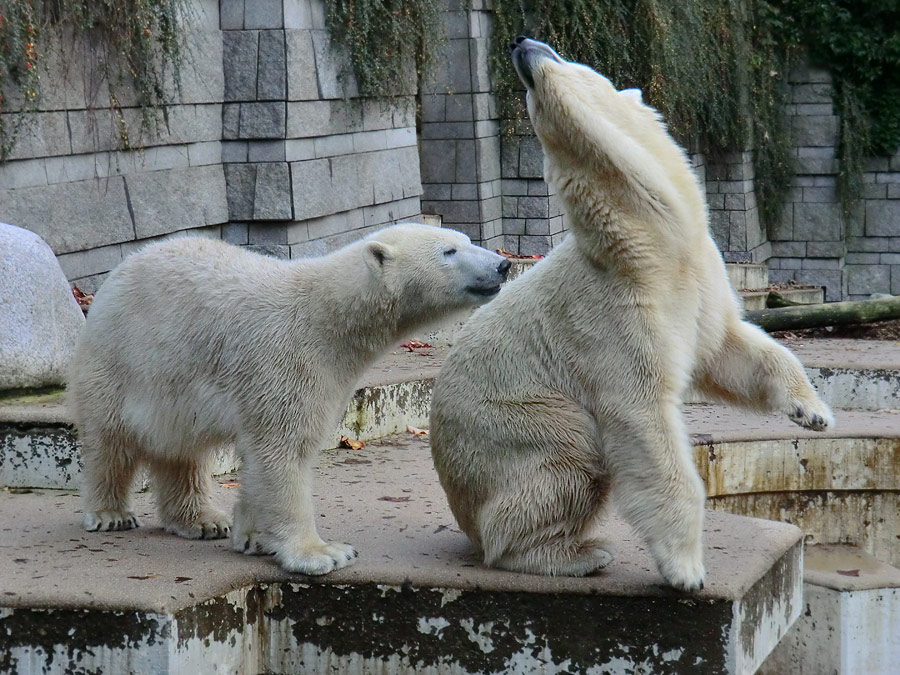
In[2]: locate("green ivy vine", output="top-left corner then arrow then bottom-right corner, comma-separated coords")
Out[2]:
489,0 -> 900,231
323,0 -> 443,98
0,0 -> 191,159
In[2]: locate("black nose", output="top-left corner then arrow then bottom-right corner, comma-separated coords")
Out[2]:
509,35 -> 529,52
498,258 -> 511,279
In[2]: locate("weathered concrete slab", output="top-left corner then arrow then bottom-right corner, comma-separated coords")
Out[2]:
4,339 -> 900,488
760,545 -> 900,675
0,434 -> 803,674
727,263 -> 768,290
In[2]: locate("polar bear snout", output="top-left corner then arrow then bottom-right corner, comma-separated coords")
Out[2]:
464,253 -> 511,298
510,37 -> 563,89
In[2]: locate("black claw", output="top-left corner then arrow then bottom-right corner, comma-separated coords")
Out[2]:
352,549 -> 359,558
243,540 -> 250,552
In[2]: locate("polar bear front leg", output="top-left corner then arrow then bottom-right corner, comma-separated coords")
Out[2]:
232,444 -> 358,575
81,426 -> 142,533
694,319 -> 835,431
604,407 -> 706,592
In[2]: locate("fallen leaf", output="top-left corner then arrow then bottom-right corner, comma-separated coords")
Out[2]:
340,436 -> 366,450
401,339 -> 432,351
72,285 -> 94,311
127,575 -> 157,580
495,249 -> 545,260
406,425 -> 429,436
174,576 -> 192,583
339,458 -> 371,465
837,569 -> 860,577
219,482 -> 240,488
378,496 -> 412,503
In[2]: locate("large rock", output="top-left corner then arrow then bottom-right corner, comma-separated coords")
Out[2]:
0,222 -> 84,390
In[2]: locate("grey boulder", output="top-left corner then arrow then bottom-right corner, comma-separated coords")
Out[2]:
0,222 -> 85,390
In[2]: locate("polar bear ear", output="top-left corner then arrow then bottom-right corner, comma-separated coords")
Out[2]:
363,240 -> 395,274
619,88 -> 643,104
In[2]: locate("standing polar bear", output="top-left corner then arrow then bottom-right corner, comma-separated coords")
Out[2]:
430,38 -> 833,591
70,223 -> 509,575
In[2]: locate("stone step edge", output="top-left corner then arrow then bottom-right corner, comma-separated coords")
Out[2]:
0,533 -> 803,675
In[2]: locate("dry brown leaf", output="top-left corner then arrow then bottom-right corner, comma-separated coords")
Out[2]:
406,425 -> 429,436
401,339 -> 432,351
837,569 -> 860,577
495,249 -> 545,260
378,496 -> 411,503
340,435 -> 366,450
72,285 -> 94,311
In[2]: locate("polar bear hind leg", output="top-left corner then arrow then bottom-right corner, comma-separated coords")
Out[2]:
150,454 -> 231,540
695,319 -> 835,431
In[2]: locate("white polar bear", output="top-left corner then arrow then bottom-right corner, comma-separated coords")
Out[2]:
70,223 -> 509,575
429,38 -> 833,592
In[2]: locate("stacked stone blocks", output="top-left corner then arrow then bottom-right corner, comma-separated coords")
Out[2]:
0,0 -> 227,292
419,1 -> 504,250
220,0 -> 423,259
767,66 -> 848,301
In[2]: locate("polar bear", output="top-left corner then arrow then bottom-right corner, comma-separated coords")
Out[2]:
70,223 -> 509,575
429,38 -> 833,591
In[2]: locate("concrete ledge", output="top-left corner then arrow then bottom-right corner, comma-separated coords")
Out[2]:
760,545 -> 900,674
0,435 -> 803,674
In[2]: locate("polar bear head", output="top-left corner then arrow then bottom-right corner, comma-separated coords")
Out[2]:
360,223 -> 510,319
508,37 -> 704,253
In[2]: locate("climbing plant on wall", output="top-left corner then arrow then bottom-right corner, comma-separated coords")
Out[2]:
488,0 -> 900,232
323,0 -> 443,98
0,0 -> 191,159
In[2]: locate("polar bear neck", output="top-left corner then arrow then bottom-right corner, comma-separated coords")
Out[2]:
282,248 -> 404,365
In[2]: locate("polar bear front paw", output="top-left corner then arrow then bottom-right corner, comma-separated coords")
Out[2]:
788,397 -> 834,432
164,509 -> 232,540
656,555 -> 706,592
276,541 -> 359,576
83,510 -> 140,532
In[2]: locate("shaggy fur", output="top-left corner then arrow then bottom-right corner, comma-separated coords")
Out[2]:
70,224 -> 508,575
429,39 -> 833,591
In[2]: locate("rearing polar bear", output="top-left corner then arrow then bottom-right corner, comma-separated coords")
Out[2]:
430,38 -> 833,591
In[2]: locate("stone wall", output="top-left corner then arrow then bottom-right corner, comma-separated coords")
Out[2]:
0,0 -> 423,292
418,0 -> 504,250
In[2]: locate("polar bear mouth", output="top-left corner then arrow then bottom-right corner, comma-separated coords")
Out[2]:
467,285 -> 502,297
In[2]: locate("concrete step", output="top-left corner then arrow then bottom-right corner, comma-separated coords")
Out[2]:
685,404 -> 900,568
0,433 -> 803,675
760,545 -> 900,674
726,263 -> 769,291
739,286 -> 825,311
4,339 -> 899,489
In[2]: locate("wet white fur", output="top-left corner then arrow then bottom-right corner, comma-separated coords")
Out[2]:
71,223 -> 506,575
430,51 -> 833,591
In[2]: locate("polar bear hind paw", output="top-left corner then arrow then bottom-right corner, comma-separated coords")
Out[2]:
83,510 -> 140,532
276,541 -> 359,576
788,397 -> 834,432
164,509 -> 232,540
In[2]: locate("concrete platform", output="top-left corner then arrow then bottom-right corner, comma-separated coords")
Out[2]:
0,434 -> 803,675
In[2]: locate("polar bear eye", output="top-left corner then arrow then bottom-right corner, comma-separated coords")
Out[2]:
443,248 -> 457,256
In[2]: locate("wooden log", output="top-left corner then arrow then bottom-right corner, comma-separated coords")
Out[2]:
745,296 -> 900,332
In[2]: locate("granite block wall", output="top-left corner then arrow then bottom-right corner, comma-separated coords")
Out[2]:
0,0 -> 423,292
418,0 -> 505,250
